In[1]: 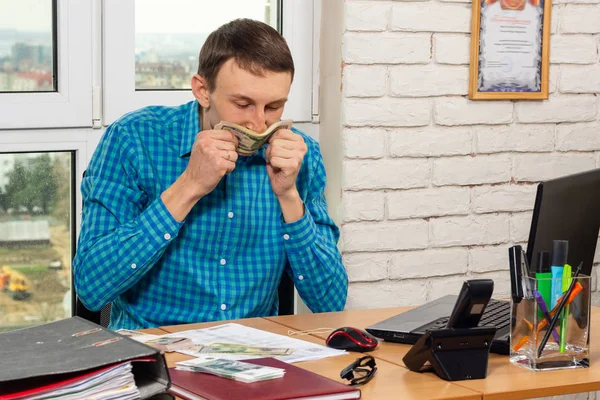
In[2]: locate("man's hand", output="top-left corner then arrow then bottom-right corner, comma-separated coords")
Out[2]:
185,130 -> 239,197
266,129 -> 307,222
161,130 -> 238,221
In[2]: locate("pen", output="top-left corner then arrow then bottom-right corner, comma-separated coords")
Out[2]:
534,290 -> 560,343
537,262 -> 582,358
535,281 -> 583,333
520,248 -> 532,298
512,335 -> 530,352
509,246 -> 524,303
559,264 -> 572,352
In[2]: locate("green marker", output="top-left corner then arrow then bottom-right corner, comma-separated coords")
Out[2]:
535,251 -> 552,320
559,263 -> 572,352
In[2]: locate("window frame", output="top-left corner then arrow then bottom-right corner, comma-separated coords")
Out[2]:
0,129 -> 89,320
103,0 -> 316,125
0,0 -> 93,129
0,132 -> 88,235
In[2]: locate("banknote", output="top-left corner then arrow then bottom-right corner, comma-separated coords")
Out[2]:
176,357 -> 285,383
144,336 -> 193,352
115,328 -> 159,342
215,119 -> 293,156
191,342 -> 294,356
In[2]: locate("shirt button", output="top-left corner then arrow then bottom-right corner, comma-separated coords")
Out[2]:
228,212 -> 234,219
220,259 -> 227,265
221,304 -> 227,311
298,275 -> 304,281
283,234 -> 290,241
131,263 -> 137,269
163,233 -> 171,240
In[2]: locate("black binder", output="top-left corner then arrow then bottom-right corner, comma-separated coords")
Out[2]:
0,316 -> 170,398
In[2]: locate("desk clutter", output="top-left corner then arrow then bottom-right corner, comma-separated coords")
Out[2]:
509,241 -> 591,371
0,319 -> 355,400
0,317 -> 170,400
402,279 -> 497,381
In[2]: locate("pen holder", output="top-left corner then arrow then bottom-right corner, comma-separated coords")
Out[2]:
510,275 -> 591,371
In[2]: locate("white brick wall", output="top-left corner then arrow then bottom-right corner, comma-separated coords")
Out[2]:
560,66 -> 600,93
390,65 -> 469,97
550,35 -> 598,64
432,154 -> 511,186
340,0 -> 600,311
434,34 -> 470,65
387,187 -> 470,219
389,126 -> 472,157
390,3 -> 471,33
435,98 -> 514,125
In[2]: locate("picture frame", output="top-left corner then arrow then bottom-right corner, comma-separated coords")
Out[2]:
468,0 -> 552,100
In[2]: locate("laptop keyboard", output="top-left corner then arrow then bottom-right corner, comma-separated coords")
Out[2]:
419,299 -> 511,331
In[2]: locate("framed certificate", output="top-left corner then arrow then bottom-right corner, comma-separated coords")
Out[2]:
469,0 -> 551,100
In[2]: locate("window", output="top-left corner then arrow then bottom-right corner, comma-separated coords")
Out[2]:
0,0 -> 56,93
0,0 -> 92,129
104,0 -> 315,124
135,0 -> 279,91
0,151 -> 75,332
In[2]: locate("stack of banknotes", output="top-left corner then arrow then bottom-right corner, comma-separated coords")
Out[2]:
176,357 -> 285,383
215,120 -> 293,156
190,342 -> 294,357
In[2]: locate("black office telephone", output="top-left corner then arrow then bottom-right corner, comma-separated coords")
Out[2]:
446,279 -> 494,328
402,279 -> 497,381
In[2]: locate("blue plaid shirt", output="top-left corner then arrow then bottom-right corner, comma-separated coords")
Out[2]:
73,100 -> 348,330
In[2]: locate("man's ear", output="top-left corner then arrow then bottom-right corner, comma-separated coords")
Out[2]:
191,74 -> 211,108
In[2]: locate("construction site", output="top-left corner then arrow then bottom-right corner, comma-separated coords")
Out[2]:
0,224 -> 71,332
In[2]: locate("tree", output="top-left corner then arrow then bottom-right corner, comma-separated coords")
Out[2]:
0,189 -> 7,213
4,155 -> 61,215
30,154 -> 58,214
51,155 -> 71,227
5,161 -> 34,212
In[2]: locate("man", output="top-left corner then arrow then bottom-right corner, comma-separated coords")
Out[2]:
73,19 -> 348,329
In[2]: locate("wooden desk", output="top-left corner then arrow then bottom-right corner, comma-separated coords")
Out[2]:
159,317 -> 481,400
267,307 -> 600,400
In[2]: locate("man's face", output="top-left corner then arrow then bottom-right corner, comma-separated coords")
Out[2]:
194,58 -> 292,133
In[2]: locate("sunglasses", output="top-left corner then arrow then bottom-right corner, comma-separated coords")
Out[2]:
340,355 -> 377,386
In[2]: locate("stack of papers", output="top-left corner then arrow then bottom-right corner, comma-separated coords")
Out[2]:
5,362 -> 139,400
166,323 -> 346,363
176,357 -> 285,383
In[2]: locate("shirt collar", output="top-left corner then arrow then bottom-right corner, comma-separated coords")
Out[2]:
179,100 -> 267,162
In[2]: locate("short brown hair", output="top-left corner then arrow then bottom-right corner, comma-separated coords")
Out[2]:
197,19 -> 295,91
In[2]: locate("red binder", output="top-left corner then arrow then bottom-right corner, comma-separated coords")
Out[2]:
169,358 -> 361,400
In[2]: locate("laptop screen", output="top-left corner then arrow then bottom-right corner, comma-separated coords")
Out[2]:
526,168 -> 600,277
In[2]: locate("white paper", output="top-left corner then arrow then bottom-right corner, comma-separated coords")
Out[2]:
165,323 -> 346,363
478,1 -> 543,91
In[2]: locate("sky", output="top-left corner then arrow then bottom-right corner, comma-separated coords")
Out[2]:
135,0 -> 274,34
0,0 -> 52,31
0,0 -> 275,33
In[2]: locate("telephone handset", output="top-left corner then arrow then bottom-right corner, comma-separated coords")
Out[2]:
445,279 -> 494,329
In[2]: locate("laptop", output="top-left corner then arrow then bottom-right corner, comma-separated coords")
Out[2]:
366,168 -> 600,355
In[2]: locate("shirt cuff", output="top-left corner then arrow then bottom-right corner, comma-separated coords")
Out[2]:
280,208 -> 317,253
137,197 -> 184,247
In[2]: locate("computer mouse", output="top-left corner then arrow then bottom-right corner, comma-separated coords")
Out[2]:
326,327 -> 378,352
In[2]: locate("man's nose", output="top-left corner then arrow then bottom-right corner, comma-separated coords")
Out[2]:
246,110 -> 267,132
